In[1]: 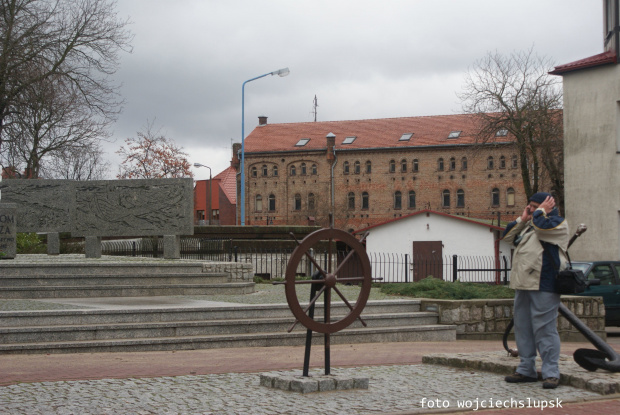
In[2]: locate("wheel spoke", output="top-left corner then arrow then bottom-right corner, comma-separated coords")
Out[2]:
292,279 -> 326,285
334,277 -> 365,283
287,285 -> 326,332
333,286 -> 367,327
328,237 -> 333,273
332,249 -> 357,278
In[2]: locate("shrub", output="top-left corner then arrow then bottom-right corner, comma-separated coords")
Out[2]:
16,233 -> 47,254
380,276 -> 514,300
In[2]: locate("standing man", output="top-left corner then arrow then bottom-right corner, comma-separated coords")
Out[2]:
502,192 -> 569,389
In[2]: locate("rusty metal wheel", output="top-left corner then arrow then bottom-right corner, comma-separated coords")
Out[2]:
284,228 -> 372,334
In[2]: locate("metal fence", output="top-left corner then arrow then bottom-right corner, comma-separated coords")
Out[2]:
101,238 -> 511,284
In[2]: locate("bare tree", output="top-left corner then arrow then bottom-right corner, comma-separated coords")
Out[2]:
0,0 -> 132,154
116,120 -> 194,179
2,70 -> 112,177
459,47 -> 565,210
41,141 -> 110,180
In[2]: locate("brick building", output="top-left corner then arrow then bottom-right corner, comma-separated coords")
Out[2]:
194,164 -> 237,225
241,113 -> 541,232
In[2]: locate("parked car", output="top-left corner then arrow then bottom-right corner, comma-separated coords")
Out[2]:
571,261 -> 620,326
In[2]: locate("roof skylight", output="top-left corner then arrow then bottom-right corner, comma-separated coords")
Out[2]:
447,131 -> 462,139
496,129 -> 508,137
295,138 -> 310,146
342,136 -> 357,144
399,133 -> 413,141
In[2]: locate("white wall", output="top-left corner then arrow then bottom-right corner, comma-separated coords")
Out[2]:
364,212 -> 510,258
562,65 -> 620,260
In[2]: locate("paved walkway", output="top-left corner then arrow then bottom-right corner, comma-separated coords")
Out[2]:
1,339 -> 619,414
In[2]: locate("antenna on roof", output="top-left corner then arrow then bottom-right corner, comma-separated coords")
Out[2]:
311,95 -> 318,122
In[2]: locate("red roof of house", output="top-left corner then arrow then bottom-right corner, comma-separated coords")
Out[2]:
550,51 -> 617,75
244,113 -> 511,153
353,209 -> 505,235
214,165 -> 237,204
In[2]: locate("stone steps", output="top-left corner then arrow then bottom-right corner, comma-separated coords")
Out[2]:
0,300 -> 457,354
0,273 -> 229,286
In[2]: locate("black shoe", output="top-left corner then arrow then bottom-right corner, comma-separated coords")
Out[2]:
505,372 -> 538,383
542,377 -> 559,389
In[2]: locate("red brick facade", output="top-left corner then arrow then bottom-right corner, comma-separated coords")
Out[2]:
241,114 -> 548,231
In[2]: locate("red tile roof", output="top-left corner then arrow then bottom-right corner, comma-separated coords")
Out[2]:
214,165 -> 237,204
550,51 -> 617,75
244,113 -> 511,153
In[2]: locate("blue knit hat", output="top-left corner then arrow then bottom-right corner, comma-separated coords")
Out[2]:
529,192 -> 552,204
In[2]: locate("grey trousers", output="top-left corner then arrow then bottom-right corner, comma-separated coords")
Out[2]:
513,290 -> 561,379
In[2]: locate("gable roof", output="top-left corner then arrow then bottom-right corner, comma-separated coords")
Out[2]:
214,165 -> 237,204
353,209 -> 505,235
244,113 -> 513,153
550,50 -> 617,75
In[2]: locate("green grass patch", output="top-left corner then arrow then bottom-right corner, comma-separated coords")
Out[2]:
379,277 -> 514,300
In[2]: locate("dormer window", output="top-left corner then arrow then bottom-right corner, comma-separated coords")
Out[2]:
496,129 -> 508,137
399,133 -> 413,141
295,138 -> 310,146
342,136 -> 356,144
447,131 -> 461,139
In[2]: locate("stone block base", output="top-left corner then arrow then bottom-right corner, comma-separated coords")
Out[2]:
259,371 -> 369,394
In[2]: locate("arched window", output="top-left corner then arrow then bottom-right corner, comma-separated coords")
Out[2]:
457,189 -> 465,207
348,192 -> 355,210
354,161 -> 361,174
487,156 -> 494,170
511,154 -> 518,169
290,165 -> 296,176
308,193 -> 315,210
438,158 -> 444,171
268,194 -> 276,211
365,160 -> 372,174
491,188 -> 500,206
506,187 -> 515,207
449,157 -> 456,171
300,163 -> 307,175
401,159 -> 407,173
394,191 -> 402,209
499,156 -> 506,169
343,161 -> 350,174
412,159 -> 419,172
262,165 -> 268,176
389,160 -> 396,173
294,193 -> 301,210
311,164 -> 317,175
408,191 -> 416,208
251,166 -> 257,177
255,194 -> 263,212
362,192 -> 369,209
461,157 -> 468,170
442,190 -> 450,207
273,165 -> 278,177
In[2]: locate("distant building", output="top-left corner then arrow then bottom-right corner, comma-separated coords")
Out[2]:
550,0 -> 620,260
194,145 -> 239,226
240,113 -> 537,231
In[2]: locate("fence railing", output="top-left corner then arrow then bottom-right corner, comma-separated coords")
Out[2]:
101,239 -> 511,284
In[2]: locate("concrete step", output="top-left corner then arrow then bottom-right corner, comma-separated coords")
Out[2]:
0,325 -> 456,355
0,312 -> 439,343
0,262 -> 207,276
0,300 -> 422,327
0,273 -> 229,287
0,283 -> 256,299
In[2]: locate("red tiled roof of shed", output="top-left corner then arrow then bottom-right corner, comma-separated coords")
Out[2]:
550,51 -> 617,75
243,113 -> 511,153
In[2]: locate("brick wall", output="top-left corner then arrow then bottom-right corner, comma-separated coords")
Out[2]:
243,143 -> 541,231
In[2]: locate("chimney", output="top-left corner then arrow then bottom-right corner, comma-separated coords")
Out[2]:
326,132 -> 336,162
231,142 -> 241,169
258,115 -> 268,126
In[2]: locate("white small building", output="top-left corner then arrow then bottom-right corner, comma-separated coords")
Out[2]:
355,209 -> 510,283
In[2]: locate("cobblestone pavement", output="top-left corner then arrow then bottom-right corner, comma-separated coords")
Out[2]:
0,365 -> 603,415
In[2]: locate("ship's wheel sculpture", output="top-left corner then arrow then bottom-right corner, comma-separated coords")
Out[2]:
278,225 -> 374,376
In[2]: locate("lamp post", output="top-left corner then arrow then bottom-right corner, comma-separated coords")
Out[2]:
240,67 -> 290,226
193,163 -> 212,225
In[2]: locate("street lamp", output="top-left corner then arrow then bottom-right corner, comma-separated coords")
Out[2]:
240,67 -> 290,226
194,163 -> 212,225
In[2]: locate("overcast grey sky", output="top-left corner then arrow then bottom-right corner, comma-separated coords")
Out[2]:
110,0 -> 604,180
